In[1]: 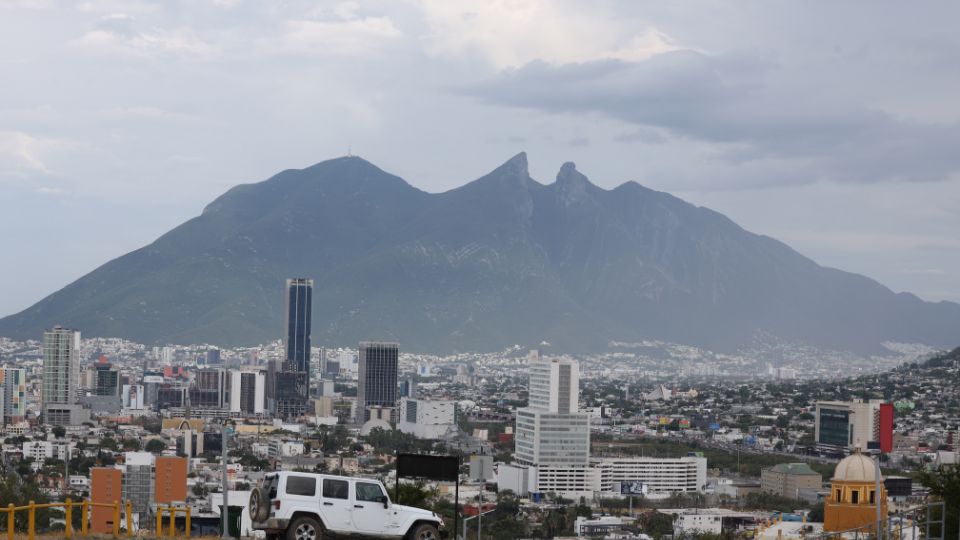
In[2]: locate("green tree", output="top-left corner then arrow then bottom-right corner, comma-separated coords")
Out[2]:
918,465 -> 960,539
51,425 -> 67,439
145,439 -> 167,453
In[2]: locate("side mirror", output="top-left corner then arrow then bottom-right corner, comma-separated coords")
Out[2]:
379,495 -> 390,509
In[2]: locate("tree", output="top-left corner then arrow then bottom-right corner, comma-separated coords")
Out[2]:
51,426 -> 66,439
145,439 -> 167,453
918,465 -> 960,539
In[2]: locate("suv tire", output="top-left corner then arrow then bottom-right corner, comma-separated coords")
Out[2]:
408,523 -> 440,540
287,515 -> 322,540
249,487 -> 271,522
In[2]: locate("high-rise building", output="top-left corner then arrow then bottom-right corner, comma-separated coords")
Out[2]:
356,342 -> 399,423
815,400 -> 893,453
42,326 -> 90,425
277,278 -> 313,418
123,452 -> 155,515
189,368 -> 229,409
230,370 -> 266,414
0,368 -> 26,425
90,357 -> 120,397
509,351 -> 592,498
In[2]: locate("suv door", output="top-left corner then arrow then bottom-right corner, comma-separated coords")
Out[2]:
351,481 -> 399,535
320,477 -> 354,532
282,474 -> 318,519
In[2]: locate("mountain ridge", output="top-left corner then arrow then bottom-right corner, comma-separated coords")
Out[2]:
2,154 -> 958,354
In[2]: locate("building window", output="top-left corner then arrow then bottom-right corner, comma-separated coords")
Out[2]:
851,490 -> 859,504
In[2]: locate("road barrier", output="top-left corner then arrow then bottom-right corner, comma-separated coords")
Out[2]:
155,505 -> 191,538
3,499 -> 133,540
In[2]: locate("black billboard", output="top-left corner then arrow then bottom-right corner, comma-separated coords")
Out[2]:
397,454 -> 459,482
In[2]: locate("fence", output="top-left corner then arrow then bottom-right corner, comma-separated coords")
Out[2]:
3,499 -> 132,540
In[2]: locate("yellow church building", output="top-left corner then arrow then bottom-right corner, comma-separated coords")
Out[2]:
824,449 -> 888,532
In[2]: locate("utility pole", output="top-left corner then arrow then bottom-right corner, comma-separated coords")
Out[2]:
221,422 -> 231,539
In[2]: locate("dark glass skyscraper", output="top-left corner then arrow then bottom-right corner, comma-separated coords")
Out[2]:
356,342 -> 399,423
277,278 -> 313,418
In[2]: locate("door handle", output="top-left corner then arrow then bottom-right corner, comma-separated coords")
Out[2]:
323,502 -> 333,506
354,504 -> 364,508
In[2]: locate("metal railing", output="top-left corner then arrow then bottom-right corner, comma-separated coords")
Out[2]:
3,499 -> 133,540
155,505 -> 192,538
816,502 -> 949,540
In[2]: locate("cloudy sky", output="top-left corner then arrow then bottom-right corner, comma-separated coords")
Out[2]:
2,0 -> 959,316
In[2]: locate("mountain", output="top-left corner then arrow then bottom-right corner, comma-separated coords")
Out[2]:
2,153 -> 959,354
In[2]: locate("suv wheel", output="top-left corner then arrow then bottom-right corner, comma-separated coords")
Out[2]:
249,487 -> 270,522
287,516 -> 322,540
409,523 -> 440,540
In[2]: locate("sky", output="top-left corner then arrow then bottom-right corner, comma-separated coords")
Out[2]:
2,0 -> 959,316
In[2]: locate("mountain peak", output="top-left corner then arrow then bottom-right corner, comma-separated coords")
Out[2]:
495,151 -> 529,178
554,161 -> 596,202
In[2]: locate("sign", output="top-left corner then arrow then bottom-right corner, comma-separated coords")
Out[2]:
659,416 -> 670,425
619,481 -> 647,495
470,455 -> 493,481
708,422 -> 721,431
397,454 -> 459,482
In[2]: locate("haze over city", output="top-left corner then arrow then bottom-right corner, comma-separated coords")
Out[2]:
1,2 -> 960,540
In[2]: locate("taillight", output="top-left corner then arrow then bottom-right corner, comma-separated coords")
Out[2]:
274,500 -> 281,510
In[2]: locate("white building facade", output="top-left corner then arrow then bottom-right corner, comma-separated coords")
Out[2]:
397,398 -> 457,439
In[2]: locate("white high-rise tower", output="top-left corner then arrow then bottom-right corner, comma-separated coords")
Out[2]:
512,350 -> 592,498
42,326 -> 89,425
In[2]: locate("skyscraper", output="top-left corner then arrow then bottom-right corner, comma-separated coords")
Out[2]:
277,278 -> 313,418
356,342 -> 399,423
512,350 -> 592,498
42,326 -> 89,425
0,368 -> 26,425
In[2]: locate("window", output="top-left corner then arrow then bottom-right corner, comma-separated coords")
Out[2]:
265,475 -> 280,499
851,490 -> 859,504
356,482 -> 385,503
835,489 -> 842,501
869,490 -> 876,504
323,479 -> 349,500
286,476 -> 316,496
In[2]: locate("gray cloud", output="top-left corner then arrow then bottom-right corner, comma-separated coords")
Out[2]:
466,50 -> 960,185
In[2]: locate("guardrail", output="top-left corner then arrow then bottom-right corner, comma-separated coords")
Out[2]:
3,498 -> 133,540
155,505 -> 191,538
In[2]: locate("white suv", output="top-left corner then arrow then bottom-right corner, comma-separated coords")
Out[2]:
249,471 -> 445,540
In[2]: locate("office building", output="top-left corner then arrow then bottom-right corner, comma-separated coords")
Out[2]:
0,368 -> 26,425
277,278 -> 313,418
124,452 -> 155,515
398,398 -> 457,439
229,370 -> 266,414
760,463 -> 822,500
91,468 -> 123,534
189,368 -> 229,409
594,456 -> 708,494
356,342 -> 399,423
815,400 -> 893,453
42,326 -> 90,425
508,351 -> 592,499
89,357 -> 120,397
206,348 -> 221,365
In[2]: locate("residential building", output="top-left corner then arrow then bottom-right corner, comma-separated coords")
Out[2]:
356,342 -> 399,423
91,468 -> 122,534
42,326 -> 89,425
123,452 -> 154,515
0,368 -> 26,425
155,456 -> 188,504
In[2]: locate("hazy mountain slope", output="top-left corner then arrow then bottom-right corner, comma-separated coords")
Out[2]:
2,153 -> 958,354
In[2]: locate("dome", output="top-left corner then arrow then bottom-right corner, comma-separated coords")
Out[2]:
832,451 -> 879,482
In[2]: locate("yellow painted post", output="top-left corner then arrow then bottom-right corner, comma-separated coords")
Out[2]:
81,500 -> 88,537
168,508 -> 175,538
113,501 -> 120,536
65,498 -> 73,538
27,500 -> 35,540
7,503 -> 14,540
156,509 -> 164,538
125,500 -> 132,536
185,507 -> 191,538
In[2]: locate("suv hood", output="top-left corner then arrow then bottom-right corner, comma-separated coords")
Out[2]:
392,504 -> 438,519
